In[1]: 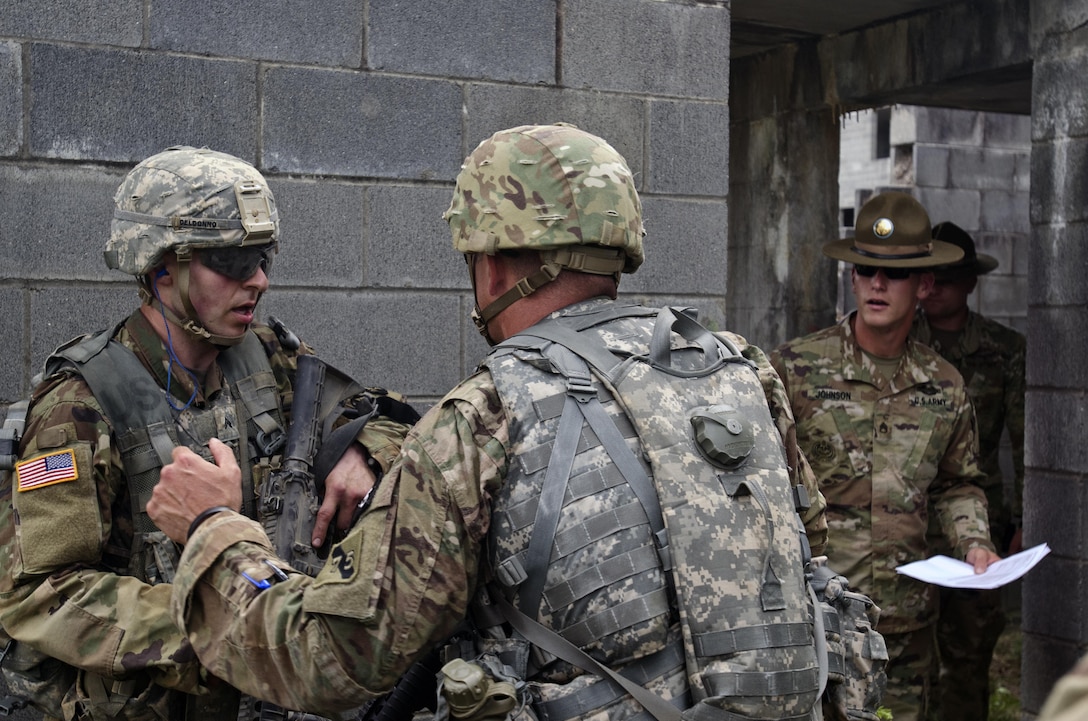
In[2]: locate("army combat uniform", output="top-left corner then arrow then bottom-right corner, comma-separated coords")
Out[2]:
158,298 -> 829,718
912,308 -> 1026,720
771,313 -> 996,721
0,310 -> 410,721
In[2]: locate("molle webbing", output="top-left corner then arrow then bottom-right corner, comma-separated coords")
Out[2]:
483,303 -> 821,720
48,329 -> 283,549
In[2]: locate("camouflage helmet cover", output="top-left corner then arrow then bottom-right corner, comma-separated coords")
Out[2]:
105,146 -> 278,276
444,123 -> 645,274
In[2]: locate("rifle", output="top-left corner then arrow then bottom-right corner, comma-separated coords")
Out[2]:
260,352 -> 373,575
260,330 -> 428,721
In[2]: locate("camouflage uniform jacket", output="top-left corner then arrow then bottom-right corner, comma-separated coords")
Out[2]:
162,298 -> 828,716
0,309 -> 410,718
770,313 -> 995,635
911,309 -> 1026,535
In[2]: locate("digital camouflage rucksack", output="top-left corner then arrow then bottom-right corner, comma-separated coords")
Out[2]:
443,301 -> 886,721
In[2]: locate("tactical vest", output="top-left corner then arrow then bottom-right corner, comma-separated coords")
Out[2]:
0,326 -> 287,721
45,324 -> 286,585
465,302 -> 824,721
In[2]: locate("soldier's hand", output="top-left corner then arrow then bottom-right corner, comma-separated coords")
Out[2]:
966,546 -> 1002,574
148,439 -> 243,543
314,443 -> 375,549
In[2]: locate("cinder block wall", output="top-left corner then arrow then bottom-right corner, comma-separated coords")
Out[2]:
0,0 -> 732,418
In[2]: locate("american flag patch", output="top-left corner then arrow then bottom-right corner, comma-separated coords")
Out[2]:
16,450 -> 78,491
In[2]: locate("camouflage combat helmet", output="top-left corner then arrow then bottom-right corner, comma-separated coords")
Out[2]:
105,146 -> 279,346
444,123 -> 645,337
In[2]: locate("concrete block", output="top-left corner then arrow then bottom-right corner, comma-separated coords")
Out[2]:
0,0 -> 141,46
889,106 -> 916,147
1014,152 -> 1031,193
1029,224 -> 1088,307
261,290 -> 464,398
0,43 -> 20,157
563,0 -> 729,99
263,68 -> 462,180
648,101 -> 728,196
913,187 -> 980,229
1032,50 -> 1088,141
1030,0 -> 1088,59
983,112 -> 1031,148
912,107 -> 982,145
0,165 -> 127,281
1020,634 -> 1084,716
1024,472 -> 1088,560
975,273 -> 1026,318
912,144 -> 949,188
625,197 -> 727,296
1025,387 -> 1088,473
366,186 -> 466,290
369,0 -> 553,83
463,85 -> 646,185
980,189 -> 1030,232
948,147 -> 1019,191
1031,138 -> 1088,224
152,0 -> 362,66
28,286 -> 135,370
272,179 -> 366,288
1019,553 -> 1086,640
30,45 -> 257,163
973,230 -> 1017,275
0,288 -> 27,403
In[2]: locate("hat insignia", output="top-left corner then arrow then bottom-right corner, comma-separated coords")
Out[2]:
873,217 -> 894,238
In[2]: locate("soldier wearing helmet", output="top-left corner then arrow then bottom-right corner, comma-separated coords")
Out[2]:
0,147 -> 413,721
770,192 -> 1001,721
145,124 -> 840,720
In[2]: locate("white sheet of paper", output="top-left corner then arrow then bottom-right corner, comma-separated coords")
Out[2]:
895,543 -> 1051,589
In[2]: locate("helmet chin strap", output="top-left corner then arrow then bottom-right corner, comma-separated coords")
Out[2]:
468,246 -> 626,344
142,253 -> 248,348
471,260 -> 562,345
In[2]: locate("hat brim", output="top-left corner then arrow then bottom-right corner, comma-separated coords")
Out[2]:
932,252 -> 999,276
822,237 -> 965,268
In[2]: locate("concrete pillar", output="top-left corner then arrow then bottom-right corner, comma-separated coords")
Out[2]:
729,41 -> 839,350
1021,0 -> 1088,715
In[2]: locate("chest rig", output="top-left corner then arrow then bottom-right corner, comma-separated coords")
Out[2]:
472,302 -> 822,721
46,325 -> 285,585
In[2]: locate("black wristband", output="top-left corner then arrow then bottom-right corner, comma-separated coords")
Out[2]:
187,506 -> 234,541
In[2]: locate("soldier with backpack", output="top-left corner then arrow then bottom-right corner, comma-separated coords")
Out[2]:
0,146 -> 414,721
147,124 -> 885,720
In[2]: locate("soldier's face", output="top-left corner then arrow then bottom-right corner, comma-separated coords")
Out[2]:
852,267 -> 933,334
161,251 -> 269,339
920,275 -> 976,322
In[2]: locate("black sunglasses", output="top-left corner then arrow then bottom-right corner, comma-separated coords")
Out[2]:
199,244 -> 276,280
854,264 -> 913,281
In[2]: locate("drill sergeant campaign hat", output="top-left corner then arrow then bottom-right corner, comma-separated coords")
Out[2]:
822,191 -> 964,269
928,221 -> 999,280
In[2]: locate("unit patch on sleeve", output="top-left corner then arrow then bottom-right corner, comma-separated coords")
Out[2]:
15,450 -> 78,491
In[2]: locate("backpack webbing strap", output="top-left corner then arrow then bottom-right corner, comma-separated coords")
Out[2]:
515,343 -> 672,619
516,388 -> 584,616
531,639 -> 688,721
494,593 -> 683,721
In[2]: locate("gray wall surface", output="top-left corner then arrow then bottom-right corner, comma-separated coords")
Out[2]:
0,0 -> 733,419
